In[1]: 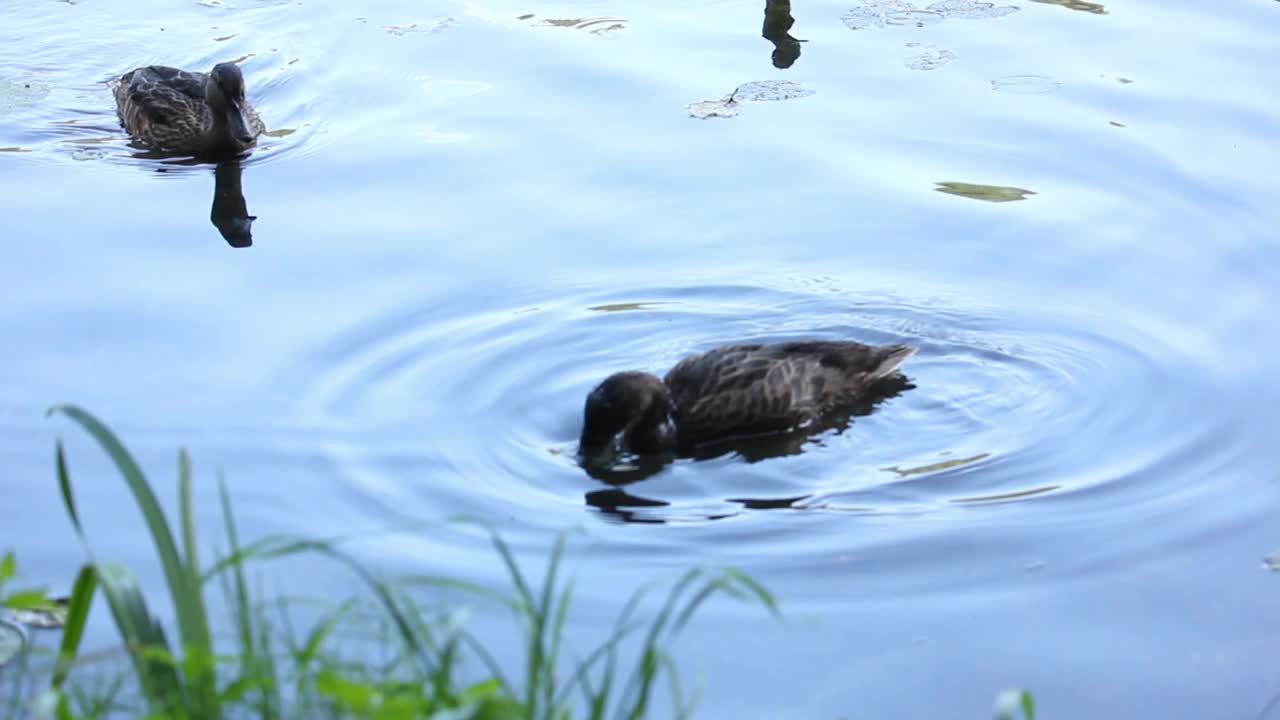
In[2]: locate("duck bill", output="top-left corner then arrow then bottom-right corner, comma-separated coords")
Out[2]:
226,104 -> 254,144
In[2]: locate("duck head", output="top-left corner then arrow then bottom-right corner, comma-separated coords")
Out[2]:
206,63 -> 255,147
579,371 -> 676,460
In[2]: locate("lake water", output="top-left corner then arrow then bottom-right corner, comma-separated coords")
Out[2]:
3,0 -> 1280,716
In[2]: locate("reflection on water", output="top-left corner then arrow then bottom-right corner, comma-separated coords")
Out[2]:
210,161 -> 256,248
763,0 -> 805,69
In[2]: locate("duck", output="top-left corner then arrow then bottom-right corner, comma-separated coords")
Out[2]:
112,62 -> 264,157
578,340 -> 915,459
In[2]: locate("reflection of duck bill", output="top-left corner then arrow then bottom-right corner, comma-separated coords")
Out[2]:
210,161 -> 256,248
213,214 -> 257,248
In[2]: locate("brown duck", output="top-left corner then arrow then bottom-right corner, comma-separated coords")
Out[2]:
579,340 -> 915,457
112,62 -> 264,157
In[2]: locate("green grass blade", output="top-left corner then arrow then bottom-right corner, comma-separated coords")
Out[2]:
54,440 -> 86,549
49,407 -> 203,654
0,550 -> 14,583
50,564 -> 98,689
178,447 -> 218,718
93,560 -> 184,712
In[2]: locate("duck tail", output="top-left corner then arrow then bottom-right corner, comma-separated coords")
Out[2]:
866,344 -> 915,381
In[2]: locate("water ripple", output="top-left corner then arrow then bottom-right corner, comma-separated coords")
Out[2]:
276,278 -> 1233,560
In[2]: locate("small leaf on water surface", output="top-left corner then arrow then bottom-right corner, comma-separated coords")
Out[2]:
731,80 -> 815,102
842,0 -> 1017,30
687,98 -> 740,119
0,618 -> 27,667
688,81 -> 813,119
935,181 -> 1036,202
0,78 -> 51,116
587,301 -> 668,312
927,0 -> 1019,20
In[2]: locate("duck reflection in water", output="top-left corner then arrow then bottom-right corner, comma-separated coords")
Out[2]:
763,0 -> 806,69
210,161 -> 256,248
578,340 -> 917,521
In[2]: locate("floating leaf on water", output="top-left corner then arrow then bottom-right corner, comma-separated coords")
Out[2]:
0,618 -> 27,667
0,147 -> 32,153
731,80 -> 815,102
1116,76 -> 1133,84
935,181 -> 1036,202
842,0 -> 943,30
0,78 -> 52,116
1265,552 -> 1280,572
588,301 -> 668,312
842,0 -> 1014,29
263,127 -> 297,138
687,97 -> 740,119
991,75 -> 1062,94
883,452 -> 990,476
904,46 -> 957,71
925,0 -> 1019,20
1028,0 -> 1107,14
1109,120 -> 1126,127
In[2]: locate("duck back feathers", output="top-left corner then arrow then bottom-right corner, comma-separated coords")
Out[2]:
663,341 -> 914,447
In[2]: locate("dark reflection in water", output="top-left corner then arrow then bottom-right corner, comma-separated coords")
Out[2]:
585,487 -> 806,524
763,0 -> 806,69
584,487 -> 670,524
762,0 -> 803,68
210,161 -> 256,248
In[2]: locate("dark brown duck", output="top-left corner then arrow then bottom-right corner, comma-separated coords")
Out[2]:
579,340 -> 915,458
112,62 -> 264,157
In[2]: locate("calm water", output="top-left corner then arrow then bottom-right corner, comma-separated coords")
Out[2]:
4,0 -> 1280,716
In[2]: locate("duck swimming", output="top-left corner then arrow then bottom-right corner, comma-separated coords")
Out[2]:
579,340 -> 915,459
112,62 -> 264,157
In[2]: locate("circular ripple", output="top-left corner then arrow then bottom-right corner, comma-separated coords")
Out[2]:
277,279 -> 1230,545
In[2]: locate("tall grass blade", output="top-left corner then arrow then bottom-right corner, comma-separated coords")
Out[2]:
51,565 -> 98,689
93,560 -> 184,712
177,447 -> 218,718
50,407 -> 209,665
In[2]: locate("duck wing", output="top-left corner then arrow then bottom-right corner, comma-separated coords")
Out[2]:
664,341 -> 914,445
116,66 -> 208,128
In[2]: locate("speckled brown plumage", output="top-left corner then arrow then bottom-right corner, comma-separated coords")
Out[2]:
112,63 -> 264,157
579,340 -> 915,457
